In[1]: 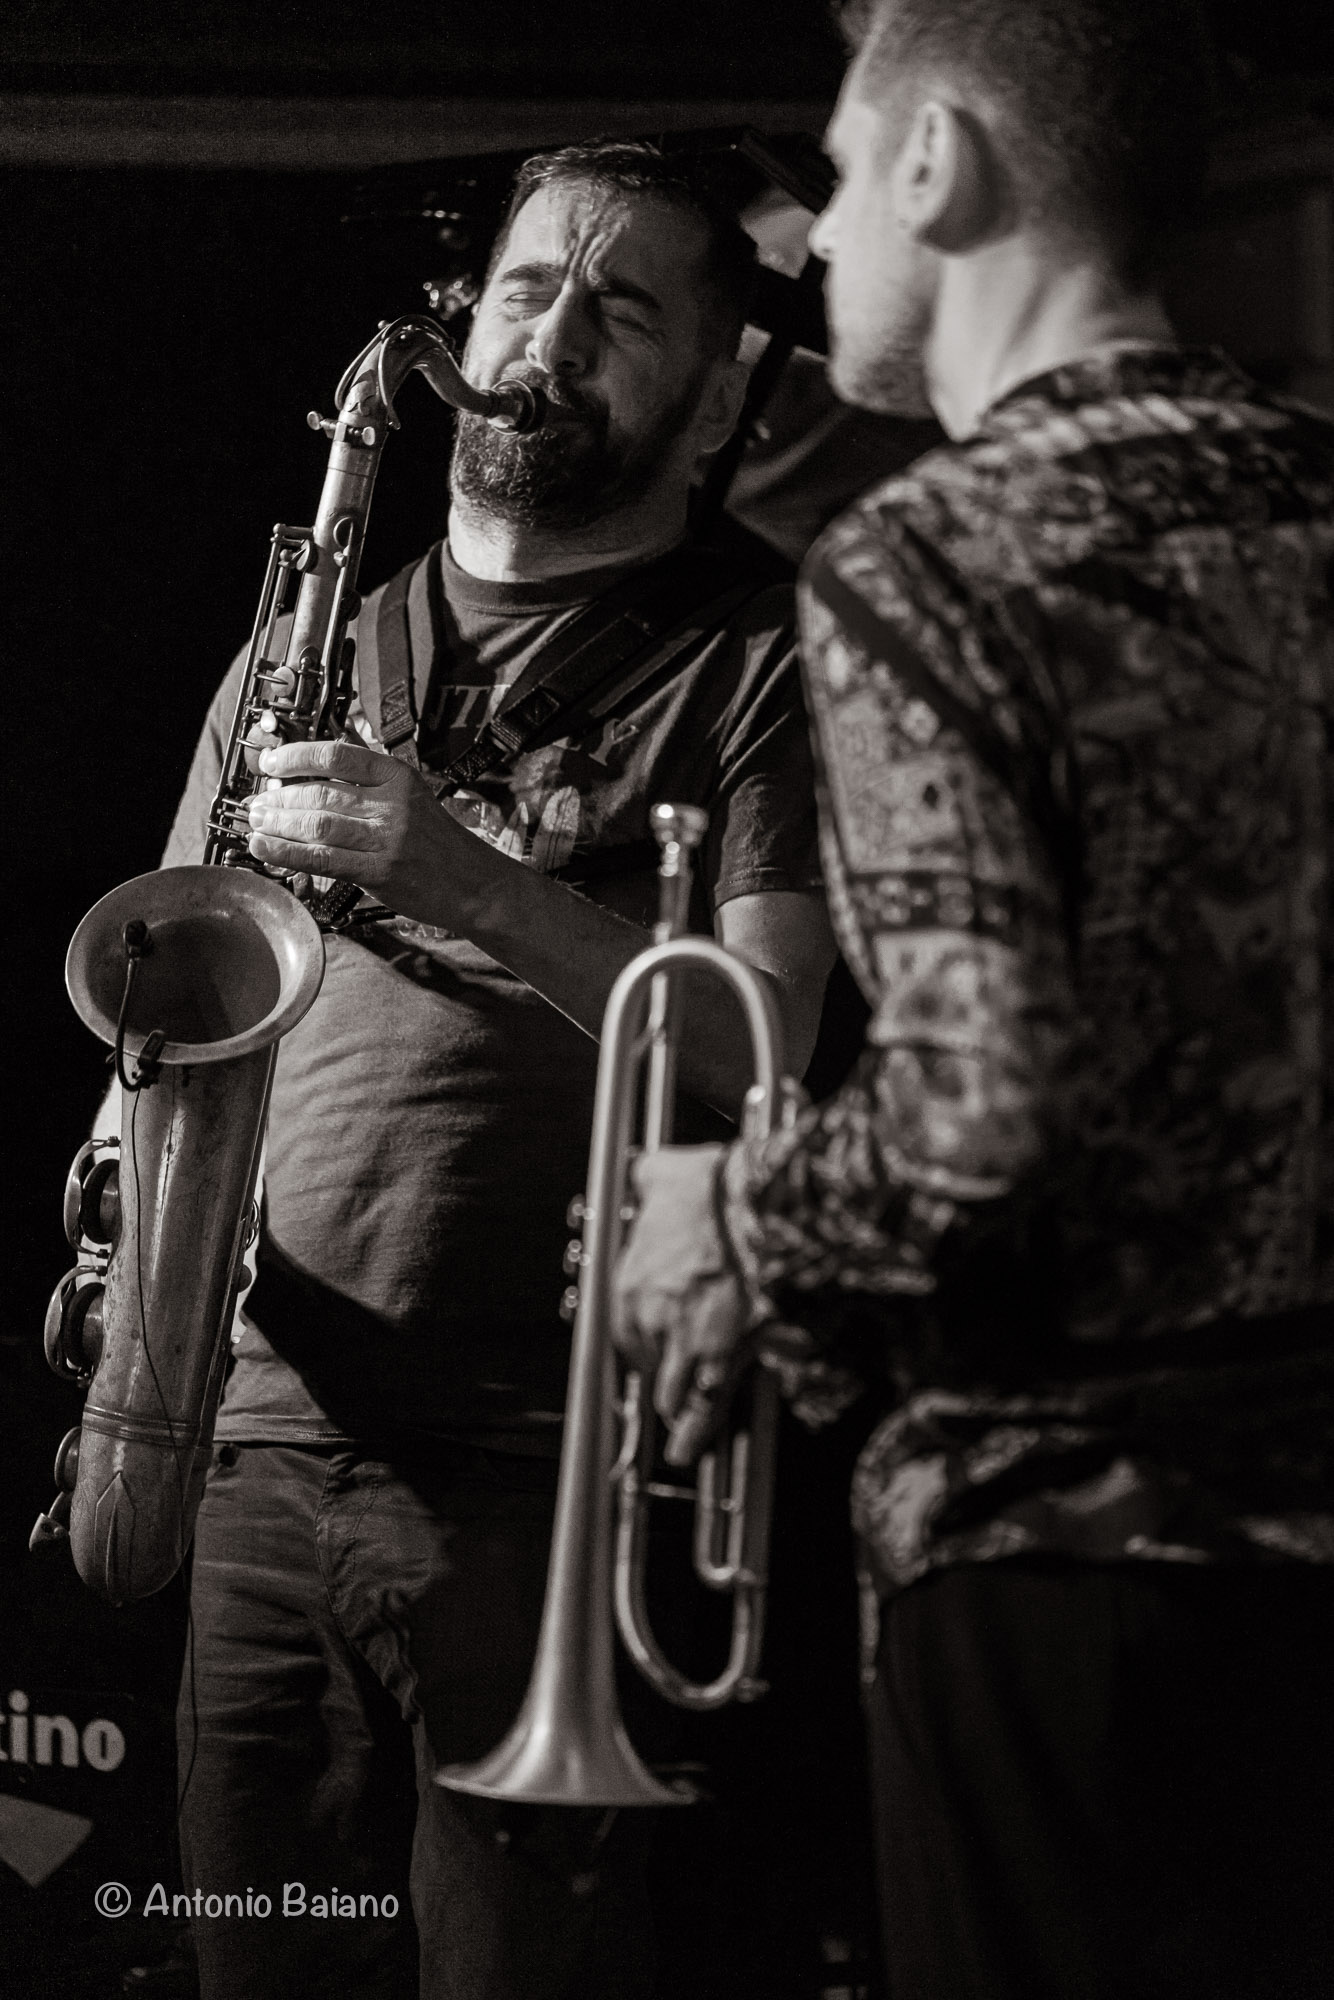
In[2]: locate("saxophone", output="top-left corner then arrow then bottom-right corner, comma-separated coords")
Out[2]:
34,320 -> 543,1604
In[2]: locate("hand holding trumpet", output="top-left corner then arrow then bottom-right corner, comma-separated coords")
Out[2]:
612,1143 -> 758,1465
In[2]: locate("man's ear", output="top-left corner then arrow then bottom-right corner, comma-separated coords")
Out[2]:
692,355 -> 750,458
895,98 -> 1002,253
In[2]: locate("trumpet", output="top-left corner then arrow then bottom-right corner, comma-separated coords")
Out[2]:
33,318 -> 544,1603
438,802 -> 795,1808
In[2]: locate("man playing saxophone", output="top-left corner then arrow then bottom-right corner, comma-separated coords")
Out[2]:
160,141 -> 835,2000
615,3 -> 1334,1995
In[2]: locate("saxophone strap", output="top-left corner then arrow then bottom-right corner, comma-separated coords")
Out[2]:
364,539 -> 759,795
309,541 -> 765,929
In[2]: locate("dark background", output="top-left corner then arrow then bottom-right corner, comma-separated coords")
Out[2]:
2,3 -> 1331,1994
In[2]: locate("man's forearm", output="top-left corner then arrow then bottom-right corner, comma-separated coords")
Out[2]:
243,735 -> 832,1114
415,829 -> 771,1118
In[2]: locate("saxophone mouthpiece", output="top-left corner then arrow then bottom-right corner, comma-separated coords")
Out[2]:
485,379 -> 546,435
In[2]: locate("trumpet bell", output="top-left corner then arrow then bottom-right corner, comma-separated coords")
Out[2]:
437,1691 -> 691,1809
66,864 -> 325,1067
437,1358 -> 693,1809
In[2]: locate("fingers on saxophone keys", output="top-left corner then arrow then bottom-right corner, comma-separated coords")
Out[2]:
260,738 -> 383,784
247,830 -> 356,877
248,803 -> 364,847
249,780 -> 358,817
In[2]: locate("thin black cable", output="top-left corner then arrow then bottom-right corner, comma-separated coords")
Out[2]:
113,956 -> 141,1093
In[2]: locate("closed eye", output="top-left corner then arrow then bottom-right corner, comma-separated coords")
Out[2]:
499,287 -> 558,316
490,259 -> 665,340
600,303 -> 657,337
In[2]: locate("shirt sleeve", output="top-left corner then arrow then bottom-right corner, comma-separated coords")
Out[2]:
703,584 -> 827,911
721,516 -> 1081,1329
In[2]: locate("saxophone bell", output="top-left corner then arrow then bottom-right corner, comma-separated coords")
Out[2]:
37,867 -> 324,1604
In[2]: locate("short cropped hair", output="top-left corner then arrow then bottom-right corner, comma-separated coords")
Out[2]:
493,140 -> 757,360
841,0 -> 1219,273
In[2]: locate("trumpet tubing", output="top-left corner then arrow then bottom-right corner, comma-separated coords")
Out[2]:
437,806 -> 794,1808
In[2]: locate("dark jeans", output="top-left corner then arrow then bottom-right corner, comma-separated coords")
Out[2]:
865,1558 -> 1334,2000
177,1442 -> 656,2000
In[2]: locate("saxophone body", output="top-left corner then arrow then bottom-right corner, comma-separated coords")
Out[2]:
35,321 -> 543,1604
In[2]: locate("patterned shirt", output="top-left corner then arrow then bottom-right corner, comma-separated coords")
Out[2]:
723,345 -> 1334,1597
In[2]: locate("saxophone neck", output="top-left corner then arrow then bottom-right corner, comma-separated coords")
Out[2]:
335,316 -> 545,436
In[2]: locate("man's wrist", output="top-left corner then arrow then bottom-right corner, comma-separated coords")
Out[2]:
402,803 -> 516,937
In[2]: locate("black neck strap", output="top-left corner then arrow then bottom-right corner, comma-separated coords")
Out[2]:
360,540 -> 759,798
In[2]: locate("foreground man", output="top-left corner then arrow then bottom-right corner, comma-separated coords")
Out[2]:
617,6 -> 1334,1995
163,142 -> 834,1999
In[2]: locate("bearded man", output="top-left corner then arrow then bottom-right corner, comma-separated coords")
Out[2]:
616,6 -> 1334,1997
163,141 -> 835,2000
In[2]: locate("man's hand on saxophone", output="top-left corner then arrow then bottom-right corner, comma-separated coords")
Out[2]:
246,736 -> 470,923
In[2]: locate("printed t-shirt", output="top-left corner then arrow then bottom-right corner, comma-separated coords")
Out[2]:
160,540 -> 822,1448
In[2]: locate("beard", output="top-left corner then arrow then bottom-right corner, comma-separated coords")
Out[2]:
450,367 -> 707,530
828,332 -> 934,420
825,261 -> 936,420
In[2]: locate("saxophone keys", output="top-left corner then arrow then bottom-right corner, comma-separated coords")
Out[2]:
30,1490 -> 72,1550
63,1140 -> 120,1250
43,1269 -> 104,1382
54,1426 -> 81,1492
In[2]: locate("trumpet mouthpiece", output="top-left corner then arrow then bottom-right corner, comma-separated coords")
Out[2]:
651,803 -> 709,856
